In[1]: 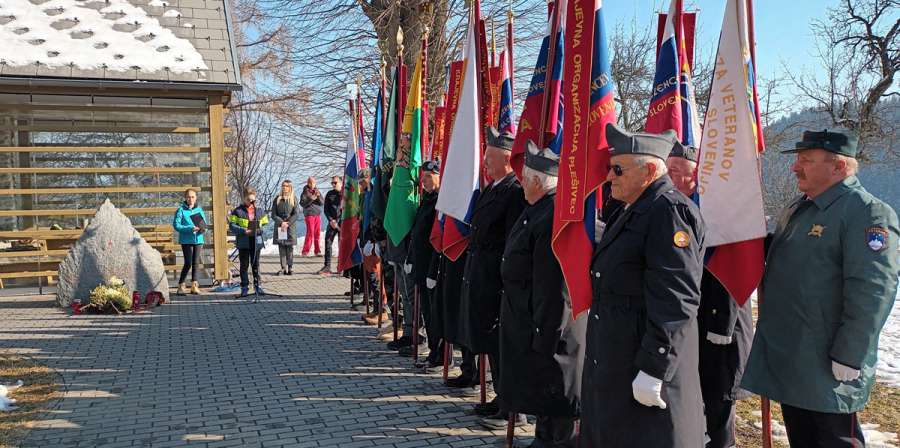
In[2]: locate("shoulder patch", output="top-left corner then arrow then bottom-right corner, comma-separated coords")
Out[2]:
673,230 -> 690,248
866,227 -> 888,251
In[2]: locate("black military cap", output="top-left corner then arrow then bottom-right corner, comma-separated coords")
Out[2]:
782,129 -> 858,158
524,140 -> 559,177
485,126 -> 515,152
422,159 -> 440,174
606,123 -> 678,161
669,140 -> 699,162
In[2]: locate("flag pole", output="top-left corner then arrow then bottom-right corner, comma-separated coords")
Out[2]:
348,96 -> 357,310
490,16 -> 496,67
392,25 -> 405,343
357,75 -> 371,317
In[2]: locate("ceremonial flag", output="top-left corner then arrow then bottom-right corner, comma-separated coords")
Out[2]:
646,0 -> 682,135
362,81 -> 385,234
670,0 -> 702,147
436,4 -> 483,225
497,48 -> 517,135
431,104 -> 447,162
372,68 -> 399,221
384,50 -> 424,245
338,101 -> 364,272
511,0 -> 566,177
697,0 -> 766,305
356,90 -> 368,169
553,0 -> 616,318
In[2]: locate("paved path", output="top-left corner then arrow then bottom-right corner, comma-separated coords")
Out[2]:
0,257 -> 532,447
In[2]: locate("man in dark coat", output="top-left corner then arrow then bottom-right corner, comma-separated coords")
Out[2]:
320,176 -> 342,275
580,124 -> 706,447
458,127 -> 526,426
667,141 -> 753,448
404,160 -> 443,363
498,142 -> 580,446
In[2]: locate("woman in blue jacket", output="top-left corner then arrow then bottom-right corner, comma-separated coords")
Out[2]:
172,188 -> 207,295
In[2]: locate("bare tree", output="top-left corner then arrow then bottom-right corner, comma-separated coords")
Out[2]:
610,19 -> 655,132
225,101 -> 294,210
788,0 -> 900,159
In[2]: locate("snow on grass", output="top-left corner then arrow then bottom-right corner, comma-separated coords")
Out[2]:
0,0 -> 206,75
877,292 -> 900,388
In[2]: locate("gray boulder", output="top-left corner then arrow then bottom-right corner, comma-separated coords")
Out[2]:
57,199 -> 170,308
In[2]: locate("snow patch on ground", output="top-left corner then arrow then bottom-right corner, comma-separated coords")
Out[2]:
748,412 -> 898,447
877,294 -> 900,388
0,0 -> 206,74
259,235 -> 338,258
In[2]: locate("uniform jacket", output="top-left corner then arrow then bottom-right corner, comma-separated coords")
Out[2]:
172,202 -> 207,245
408,190 -> 439,287
300,186 -> 323,216
742,176 -> 900,413
499,193 -> 579,417
458,172 -> 526,354
228,204 -> 270,250
580,176 -> 706,448
271,196 -> 299,246
698,271 -> 753,402
437,251 -> 468,345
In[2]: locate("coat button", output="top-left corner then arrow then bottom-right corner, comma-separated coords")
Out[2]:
535,328 -> 541,334
524,219 -> 528,224
594,272 -> 600,278
712,309 -> 717,315
593,314 -> 599,320
593,359 -> 598,365
658,347 -> 666,354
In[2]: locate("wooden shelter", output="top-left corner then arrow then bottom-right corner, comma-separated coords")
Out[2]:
0,0 -> 242,288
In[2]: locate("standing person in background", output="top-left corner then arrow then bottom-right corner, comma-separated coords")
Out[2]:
300,177 -> 324,257
172,188 -> 207,296
228,187 -> 270,298
271,180 -> 299,276
321,176 -> 343,275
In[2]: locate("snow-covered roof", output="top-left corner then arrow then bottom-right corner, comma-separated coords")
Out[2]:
0,0 -> 239,87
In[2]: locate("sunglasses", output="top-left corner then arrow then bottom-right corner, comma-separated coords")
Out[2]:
607,163 -> 641,176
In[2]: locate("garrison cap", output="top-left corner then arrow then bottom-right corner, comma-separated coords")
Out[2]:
669,140 -> 699,162
524,140 -> 559,177
606,123 -> 678,161
485,126 -> 515,152
782,129 -> 858,158
422,159 -> 440,174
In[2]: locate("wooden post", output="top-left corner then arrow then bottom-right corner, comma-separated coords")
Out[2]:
443,342 -> 451,383
412,286 -> 420,363
208,96 -> 228,282
505,413 -> 515,447
479,353 -> 487,404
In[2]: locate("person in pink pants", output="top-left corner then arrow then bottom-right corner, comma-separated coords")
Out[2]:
299,177 -> 323,256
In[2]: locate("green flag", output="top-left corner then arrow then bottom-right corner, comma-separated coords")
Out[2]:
384,53 -> 423,245
372,68 -> 398,221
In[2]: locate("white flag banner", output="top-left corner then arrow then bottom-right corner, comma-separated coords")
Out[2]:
697,0 -> 766,247
436,10 -> 481,224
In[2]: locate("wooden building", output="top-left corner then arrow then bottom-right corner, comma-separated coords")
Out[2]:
0,0 -> 242,288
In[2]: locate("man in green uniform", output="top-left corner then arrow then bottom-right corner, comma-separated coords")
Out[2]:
742,130 -> 900,446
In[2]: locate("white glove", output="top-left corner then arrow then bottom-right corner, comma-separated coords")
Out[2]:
374,244 -> 381,257
363,241 -> 374,256
706,332 -> 733,345
632,370 -> 667,409
832,360 -> 860,382
426,278 -> 437,289
404,263 -> 412,274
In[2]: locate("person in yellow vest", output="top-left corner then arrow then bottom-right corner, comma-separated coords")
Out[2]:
228,187 -> 270,299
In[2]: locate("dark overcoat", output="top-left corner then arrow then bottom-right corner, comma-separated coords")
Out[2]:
580,177 -> 706,447
457,173 -> 525,354
271,197 -> 299,246
698,272 -> 753,403
498,193 -> 578,417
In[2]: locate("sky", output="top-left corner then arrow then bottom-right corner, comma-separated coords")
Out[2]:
600,0 -> 825,84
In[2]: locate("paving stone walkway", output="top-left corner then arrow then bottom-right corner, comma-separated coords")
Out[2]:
0,257 -> 533,447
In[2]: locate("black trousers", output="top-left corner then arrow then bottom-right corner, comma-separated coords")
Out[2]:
238,241 -> 261,288
488,350 -> 502,408
704,398 -> 736,448
532,415 -> 577,448
459,345 -> 477,383
324,225 -> 339,268
781,403 -> 865,448
179,244 -> 201,283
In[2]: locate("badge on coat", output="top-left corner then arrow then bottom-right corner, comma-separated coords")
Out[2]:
866,227 -> 888,251
808,224 -> 826,237
673,230 -> 690,248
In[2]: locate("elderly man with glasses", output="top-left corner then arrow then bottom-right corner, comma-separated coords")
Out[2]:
579,124 -> 706,447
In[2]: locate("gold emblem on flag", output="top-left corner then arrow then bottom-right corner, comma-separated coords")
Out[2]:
673,230 -> 690,248
808,224 -> 826,238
